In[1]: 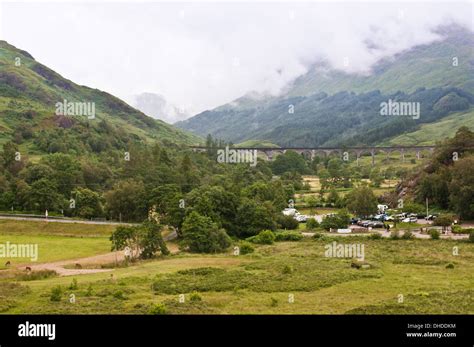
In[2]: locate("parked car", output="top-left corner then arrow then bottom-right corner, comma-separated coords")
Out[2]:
373,214 -> 385,221
350,218 -> 360,225
369,221 -> 385,228
294,214 -> 308,223
425,214 -> 438,220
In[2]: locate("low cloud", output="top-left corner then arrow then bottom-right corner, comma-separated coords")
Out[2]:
2,1 -> 472,118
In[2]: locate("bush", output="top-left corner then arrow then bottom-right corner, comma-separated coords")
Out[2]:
320,211 -> 350,231
282,265 -> 293,274
368,233 -> 382,240
181,211 -> 231,253
276,215 -> 299,230
190,292 -> 202,302
429,229 -> 440,240
85,284 -> 94,297
113,290 -> 126,300
313,233 -> 324,239
445,263 -> 455,269
50,286 -> 62,302
452,225 -> 474,234
239,241 -> 255,254
149,303 -> 167,315
16,270 -> 57,281
390,230 -> 400,240
306,218 -> 320,230
69,278 -> 78,290
275,231 -> 303,242
469,231 -> 474,243
401,230 -> 414,240
247,230 -> 276,245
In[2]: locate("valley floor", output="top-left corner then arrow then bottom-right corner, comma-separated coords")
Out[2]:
1,220 -> 473,314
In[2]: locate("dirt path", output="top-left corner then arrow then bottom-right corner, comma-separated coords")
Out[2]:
16,228 -> 180,276
28,251 -> 126,276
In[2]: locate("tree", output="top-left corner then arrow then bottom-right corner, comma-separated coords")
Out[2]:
235,198 -> 276,237
1,141 -> 24,175
105,180 -> 147,222
449,156 -> 474,219
320,211 -> 350,231
181,211 -> 231,253
346,186 -> 378,218
29,178 -> 64,212
110,220 -> 169,260
271,151 -> 308,175
326,189 -> 340,207
434,214 -> 454,233
71,187 -> 104,219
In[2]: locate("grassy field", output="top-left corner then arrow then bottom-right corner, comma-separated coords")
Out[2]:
1,233 -> 473,314
0,221 -> 115,268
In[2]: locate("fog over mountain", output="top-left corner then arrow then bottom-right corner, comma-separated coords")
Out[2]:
132,93 -> 189,124
1,2 -> 472,118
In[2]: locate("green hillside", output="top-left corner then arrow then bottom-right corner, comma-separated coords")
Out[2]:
235,140 -> 280,148
0,40 -> 201,155
386,108 -> 474,146
287,26 -> 474,97
177,27 -> 474,147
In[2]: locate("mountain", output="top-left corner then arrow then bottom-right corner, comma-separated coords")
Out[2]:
0,40 -> 201,156
132,92 -> 189,124
176,26 -> 474,147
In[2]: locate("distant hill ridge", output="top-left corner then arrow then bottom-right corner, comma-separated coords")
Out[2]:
177,26 -> 474,147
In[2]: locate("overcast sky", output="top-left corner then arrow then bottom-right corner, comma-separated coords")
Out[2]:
1,1 -> 473,121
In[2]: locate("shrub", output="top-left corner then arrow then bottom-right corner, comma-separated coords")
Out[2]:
369,233 -> 382,240
276,215 -> 299,230
190,292 -> 202,302
453,226 -> 474,234
282,265 -> 293,274
270,297 -> 278,307
320,211 -> 350,231
401,230 -> 414,240
50,286 -> 62,302
85,284 -> 93,297
149,303 -> 167,315
239,242 -> 255,254
16,270 -> 57,281
247,230 -> 276,245
275,231 -> 303,242
429,229 -> 440,240
181,211 -> 231,253
306,218 -> 320,230
469,231 -> 474,243
313,233 -> 324,239
390,230 -> 400,240
446,263 -> 455,269
113,290 -> 126,300
69,278 -> 78,290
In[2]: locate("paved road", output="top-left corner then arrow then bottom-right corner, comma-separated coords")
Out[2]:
0,215 -> 134,226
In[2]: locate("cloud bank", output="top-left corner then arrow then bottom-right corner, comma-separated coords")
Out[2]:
1,1 -> 472,121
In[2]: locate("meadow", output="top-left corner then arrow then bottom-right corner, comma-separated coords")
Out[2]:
1,220 -> 473,314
